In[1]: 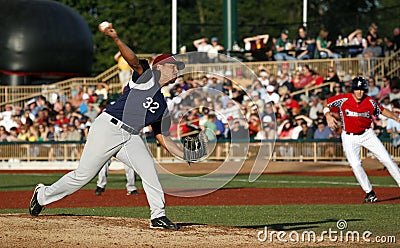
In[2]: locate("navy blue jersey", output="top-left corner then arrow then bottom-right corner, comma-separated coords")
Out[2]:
105,60 -> 170,135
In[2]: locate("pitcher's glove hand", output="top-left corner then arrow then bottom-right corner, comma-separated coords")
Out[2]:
182,130 -> 208,165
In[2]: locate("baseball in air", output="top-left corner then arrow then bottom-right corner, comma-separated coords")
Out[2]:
99,21 -> 110,31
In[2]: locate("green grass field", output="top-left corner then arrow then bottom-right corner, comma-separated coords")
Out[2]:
1,173 -> 399,239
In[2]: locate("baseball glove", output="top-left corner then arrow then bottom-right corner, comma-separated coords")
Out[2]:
182,130 -> 208,164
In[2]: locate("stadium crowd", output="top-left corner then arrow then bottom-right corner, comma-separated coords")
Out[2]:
1,65 -> 400,148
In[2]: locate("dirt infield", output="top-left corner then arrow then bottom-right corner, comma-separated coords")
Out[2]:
1,160 -> 398,247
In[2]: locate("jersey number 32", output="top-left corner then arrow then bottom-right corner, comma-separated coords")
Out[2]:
143,97 -> 159,114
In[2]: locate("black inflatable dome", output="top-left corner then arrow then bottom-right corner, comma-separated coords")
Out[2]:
0,0 -> 93,85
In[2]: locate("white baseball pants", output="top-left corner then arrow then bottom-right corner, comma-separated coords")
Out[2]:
37,112 -> 165,219
342,128 -> 400,193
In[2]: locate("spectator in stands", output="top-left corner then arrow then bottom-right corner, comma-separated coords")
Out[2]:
20,110 -> 34,127
248,113 -> 261,139
367,77 -> 380,99
78,93 -> 90,115
273,29 -> 296,62
243,34 -> 270,61
295,65 -> 316,90
298,94 -> 311,116
264,85 -> 280,105
313,119 -> 332,139
6,127 -> 19,142
64,102 -> 75,120
366,22 -> 382,47
277,72 -> 294,93
207,37 -> 224,62
0,125 -> 7,141
95,82 -> 109,101
295,26 -> 315,60
277,119 -> 294,158
17,124 -> 29,141
250,91 -> 264,114
377,75 -> 391,101
229,119 -> 248,139
297,121 -> 314,140
316,28 -> 342,59
193,37 -> 212,52
332,82 -> 343,96
324,67 -> 340,84
341,74 -> 353,93
392,27 -> 400,52
292,115 -> 313,139
389,76 -> 400,99
361,37 -> 383,72
203,112 -> 218,141
386,101 -> 400,136
291,70 -> 302,90
114,51 -> 132,88
257,70 -> 270,87
309,95 -> 323,120
347,29 -> 367,57
283,94 -> 300,116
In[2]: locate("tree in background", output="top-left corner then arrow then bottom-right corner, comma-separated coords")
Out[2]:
56,0 -> 399,76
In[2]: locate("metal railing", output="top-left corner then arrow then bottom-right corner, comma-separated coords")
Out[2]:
1,52 -> 399,111
1,139 -> 399,163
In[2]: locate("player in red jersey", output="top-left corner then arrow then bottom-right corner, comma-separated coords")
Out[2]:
324,77 -> 400,203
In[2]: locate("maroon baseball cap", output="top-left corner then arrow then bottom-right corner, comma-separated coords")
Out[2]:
152,54 -> 185,70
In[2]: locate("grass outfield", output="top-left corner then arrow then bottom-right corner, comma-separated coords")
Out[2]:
0,173 -> 399,191
1,173 -> 399,239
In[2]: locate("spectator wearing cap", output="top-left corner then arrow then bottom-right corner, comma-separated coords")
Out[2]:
263,85 -> 280,105
341,74 -> 353,93
283,94 -> 300,116
78,93 -> 90,115
258,70 -> 269,87
208,37 -> 224,62
313,119 -> 332,139
273,29 -> 296,62
250,90 -> 264,114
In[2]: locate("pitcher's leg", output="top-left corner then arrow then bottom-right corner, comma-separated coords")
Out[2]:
116,136 -> 165,219
37,113 -> 125,206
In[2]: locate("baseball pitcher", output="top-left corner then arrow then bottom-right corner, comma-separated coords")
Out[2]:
29,22 -> 206,230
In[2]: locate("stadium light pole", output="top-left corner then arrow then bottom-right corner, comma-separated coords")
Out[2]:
303,0 -> 307,27
172,0 -> 177,54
